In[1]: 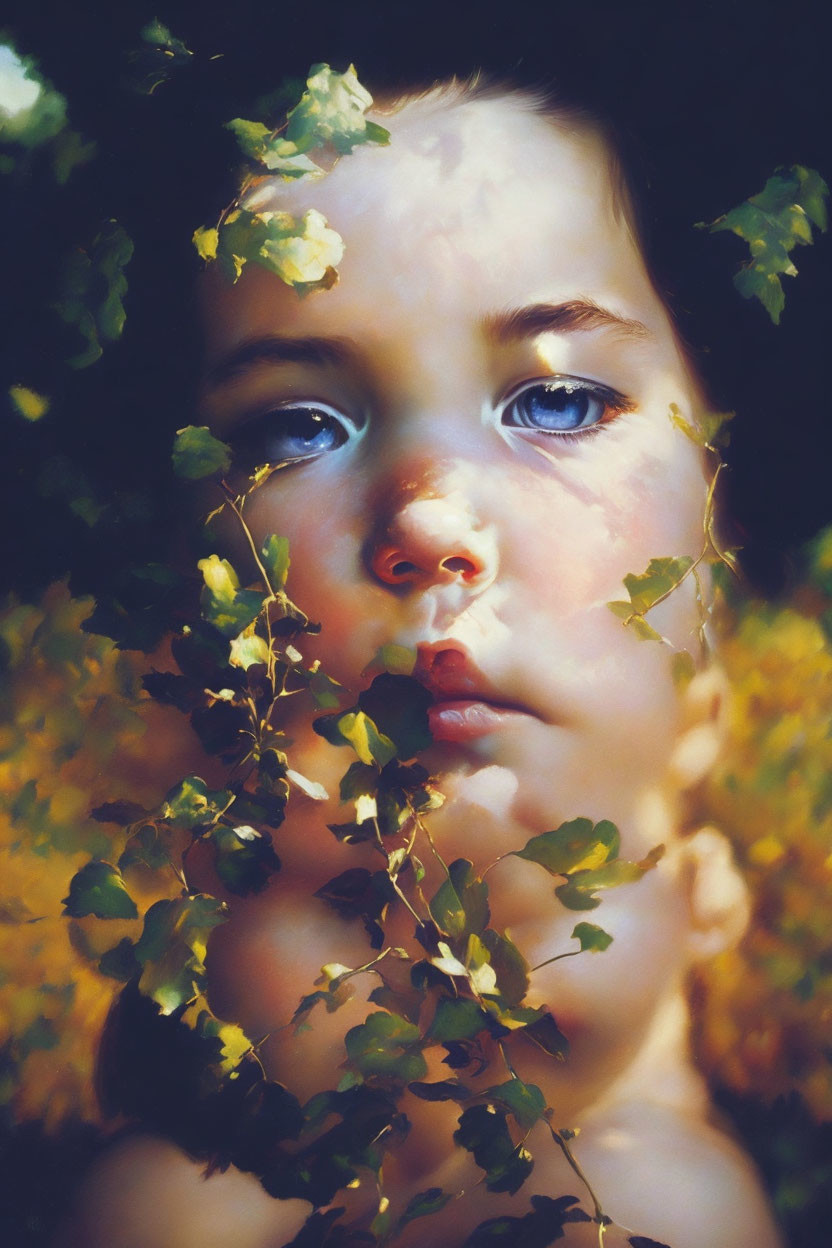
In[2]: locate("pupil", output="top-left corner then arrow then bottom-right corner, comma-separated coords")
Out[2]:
528,387 -> 589,430
288,410 -> 326,443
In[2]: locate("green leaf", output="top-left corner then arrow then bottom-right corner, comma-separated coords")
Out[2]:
198,554 -> 266,637
134,894 -> 227,1014
127,19 -> 192,94
396,1187 -> 452,1231
555,845 -> 665,911
314,707 -> 397,767
454,1104 -> 533,1195
481,930 -> 529,1007
118,824 -> 172,873
285,63 -> 389,156
8,385 -> 49,422
705,166 -> 829,323
209,823 -> 281,896
261,534 -> 290,588
514,817 -> 620,877
215,207 -> 343,292
622,556 -> 694,615
98,937 -> 141,981
226,118 -> 323,178
62,861 -> 138,919
427,996 -> 488,1042
487,1079 -> 546,1131
160,775 -> 232,829
358,674 -> 433,759
429,858 -> 490,938
461,1195 -> 591,1246
408,1080 -> 471,1103
54,222 -> 133,368
522,1013 -> 569,1061
345,1011 -> 427,1082
572,922 -> 613,953
172,426 -> 231,480
668,402 -> 734,450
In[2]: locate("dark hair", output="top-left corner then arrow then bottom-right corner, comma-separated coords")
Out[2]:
3,2 -> 828,603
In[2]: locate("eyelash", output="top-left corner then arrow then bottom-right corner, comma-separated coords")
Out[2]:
227,374 -> 632,473
499,375 -> 634,441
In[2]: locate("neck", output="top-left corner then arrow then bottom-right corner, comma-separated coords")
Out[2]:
589,983 -> 708,1119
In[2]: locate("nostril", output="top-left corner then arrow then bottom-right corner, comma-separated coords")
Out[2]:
441,555 -> 477,577
391,560 -> 419,578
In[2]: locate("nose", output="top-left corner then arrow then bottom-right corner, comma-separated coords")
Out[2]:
369,495 -> 497,589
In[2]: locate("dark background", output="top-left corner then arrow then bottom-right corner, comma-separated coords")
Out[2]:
1,2 -> 830,1245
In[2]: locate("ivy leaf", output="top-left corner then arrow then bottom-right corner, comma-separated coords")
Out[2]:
91,799 -> 147,826
314,868 -> 394,948
209,824 -> 281,896
487,1079 -> 546,1131
572,922 -> 613,953
345,1011 -> 427,1083
285,63 -> 390,156
8,384 -> 49,422
668,402 -> 734,451
62,860 -> 138,919
358,674 -> 433,760
429,858 -> 490,938
480,930 -> 530,1008
134,894 -> 228,1014
454,1103 -> 533,1195
215,207 -> 343,293
514,818 -> 620,877
522,1012 -> 569,1061
396,1187 -> 452,1232
427,997 -> 489,1043
408,1080 -> 471,1103
261,534 -> 290,588
229,627 -> 270,670
226,118 -> 323,178
98,936 -> 141,981
704,166 -> 829,323
127,18 -> 193,95
161,775 -> 232,830
555,845 -> 664,911
172,426 -> 231,480
608,556 -> 695,642
198,554 -> 266,637
461,1195 -> 591,1246
180,996 -> 252,1075
54,222 -> 133,368
314,707 -> 396,767
118,824 -> 172,873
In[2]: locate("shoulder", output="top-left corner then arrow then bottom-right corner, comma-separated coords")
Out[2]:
57,1134 -> 312,1248
573,1101 -> 783,1248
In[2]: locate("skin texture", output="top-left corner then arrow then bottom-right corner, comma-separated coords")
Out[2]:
63,92 -> 783,1247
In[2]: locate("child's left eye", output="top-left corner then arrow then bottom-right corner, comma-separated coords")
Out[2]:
501,378 -> 623,434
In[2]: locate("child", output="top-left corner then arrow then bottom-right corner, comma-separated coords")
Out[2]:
65,81 -> 783,1247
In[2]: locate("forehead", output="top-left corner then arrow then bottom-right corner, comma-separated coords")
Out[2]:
202,93 -> 672,349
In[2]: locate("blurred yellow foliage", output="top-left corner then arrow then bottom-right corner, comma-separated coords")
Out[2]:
695,600 -> 832,1118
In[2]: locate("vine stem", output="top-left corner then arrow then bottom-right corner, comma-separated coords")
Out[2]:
546,1119 -> 609,1243
220,483 -> 278,692
529,949 -> 581,973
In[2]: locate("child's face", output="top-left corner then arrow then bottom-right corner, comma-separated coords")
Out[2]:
199,93 -> 709,855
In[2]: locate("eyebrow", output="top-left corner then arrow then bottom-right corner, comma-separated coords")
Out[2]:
484,299 -> 652,343
205,334 -> 356,389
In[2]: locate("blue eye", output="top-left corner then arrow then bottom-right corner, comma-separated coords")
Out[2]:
230,404 -> 349,471
502,379 -> 619,435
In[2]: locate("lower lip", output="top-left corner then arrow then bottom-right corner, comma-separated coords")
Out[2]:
427,700 -> 531,743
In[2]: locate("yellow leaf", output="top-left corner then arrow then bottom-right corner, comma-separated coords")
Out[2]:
9,385 -> 50,421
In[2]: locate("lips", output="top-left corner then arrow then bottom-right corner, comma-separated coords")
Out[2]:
413,643 -> 536,743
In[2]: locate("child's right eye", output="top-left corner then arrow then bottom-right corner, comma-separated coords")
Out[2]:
229,403 -> 350,472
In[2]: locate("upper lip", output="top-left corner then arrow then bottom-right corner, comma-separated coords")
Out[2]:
412,641 -> 533,714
